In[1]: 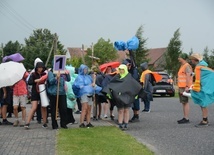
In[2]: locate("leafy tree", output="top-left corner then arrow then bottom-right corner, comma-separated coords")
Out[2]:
66,57 -> 82,68
21,29 -> 66,69
202,46 -> 209,63
2,40 -> 23,58
165,28 -> 182,78
84,38 -> 118,68
134,25 -> 149,69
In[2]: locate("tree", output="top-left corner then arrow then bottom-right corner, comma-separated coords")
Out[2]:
3,40 -> 23,57
165,28 -> 182,78
21,29 -> 66,69
134,25 -> 149,69
84,38 -> 118,68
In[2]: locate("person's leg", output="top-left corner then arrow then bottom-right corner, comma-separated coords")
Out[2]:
25,101 -> 38,125
86,104 -> 92,124
79,103 -> 87,127
183,102 -> 189,119
41,107 -> 47,125
36,102 -> 42,123
58,95 -> 68,128
2,104 -> 12,125
103,102 -> 109,118
118,108 -> 124,129
13,105 -> 19,126
124,108 -> 130,129
49,95 -> 58,129
201,107 -> 208,122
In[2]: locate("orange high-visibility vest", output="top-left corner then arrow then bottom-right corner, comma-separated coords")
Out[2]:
140,70 -> 152,83
192,65 -> 213,92
177,63 -> 193,88
140,70 -> 162,83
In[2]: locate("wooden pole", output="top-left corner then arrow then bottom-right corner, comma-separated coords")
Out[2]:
55,71 -> 60,120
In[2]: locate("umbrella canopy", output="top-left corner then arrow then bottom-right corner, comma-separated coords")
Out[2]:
0,61 -> 26,88
99,62 -> 120,73
2,53 -> 25,63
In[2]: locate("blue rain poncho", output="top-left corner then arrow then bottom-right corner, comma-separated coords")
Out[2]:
191,60 -> 214,107
72,64 -> 102,98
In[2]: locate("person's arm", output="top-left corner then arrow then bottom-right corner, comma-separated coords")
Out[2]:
185,66 -> 192,91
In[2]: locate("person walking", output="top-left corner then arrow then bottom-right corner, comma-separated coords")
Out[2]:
189,53 -> 214,127
24,61 -> 48,129
177,53 -> 193,124
102,64 -> 142,130
13,70 -> 29,127
73,64 -> 101,128
140,62 -> 154,113
46,67 -> 70,129
0,87 -> 13,125
122,59 -> 140,122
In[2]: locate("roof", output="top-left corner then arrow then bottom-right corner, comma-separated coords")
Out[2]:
147,48 -> 167,65
67,47 -> 87,58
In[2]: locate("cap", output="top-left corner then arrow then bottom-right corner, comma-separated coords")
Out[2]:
179,53 -> 188,60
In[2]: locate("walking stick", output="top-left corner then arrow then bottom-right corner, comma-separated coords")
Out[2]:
55,71 -> 60,120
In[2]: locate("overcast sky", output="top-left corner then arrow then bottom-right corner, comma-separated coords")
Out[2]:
0,0 -> 214,53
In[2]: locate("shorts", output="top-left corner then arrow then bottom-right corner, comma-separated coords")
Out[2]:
178,88 -> 189,104
80,94 -> 93,105
95,94 -> 107,104
13,95 -> 27,107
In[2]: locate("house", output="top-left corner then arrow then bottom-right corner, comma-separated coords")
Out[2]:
147,47 -> 167,71
67,47 -> 167,70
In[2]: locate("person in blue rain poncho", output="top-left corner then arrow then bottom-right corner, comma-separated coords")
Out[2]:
190,53 -> 214,127
72,64 -> 102,128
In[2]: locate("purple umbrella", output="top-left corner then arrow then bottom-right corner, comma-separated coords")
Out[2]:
3,53 -> 24,62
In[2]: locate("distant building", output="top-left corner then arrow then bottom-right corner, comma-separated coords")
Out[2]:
67,47 -> 167,71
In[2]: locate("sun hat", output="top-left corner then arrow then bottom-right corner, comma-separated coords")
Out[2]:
189,53 -> 203,61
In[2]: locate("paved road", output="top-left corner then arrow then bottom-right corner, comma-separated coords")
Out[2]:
1,97 -> 214,155
125,97 -> 214,155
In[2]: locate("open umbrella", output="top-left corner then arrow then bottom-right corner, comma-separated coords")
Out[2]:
99,61 -> 120,72
0,61 -> 26,88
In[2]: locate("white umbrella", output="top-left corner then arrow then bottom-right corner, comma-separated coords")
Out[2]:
0,61 -> 26,88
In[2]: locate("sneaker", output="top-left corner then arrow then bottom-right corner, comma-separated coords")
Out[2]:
37,121 -> 42,124
119,125 -> 124,130
79,123 -> 86,128
104,114 -> 108,118
195,121 -> 209,127
0,121 -> 2,125
72,121 -> 78,124
129,116 -> 139,123
75,110 -> 81,114
42,123 -> 48,129
2,120 -> 13,125
13,120 -> 19,127
19,121 -> 25,127
123,126 -> 128,131
24,123 -> 30,130
177,118 -> 190,124
110,115 -> 115,120
142,109 -> 150,113
86,123 -> 94,128
61,125 -> 68,129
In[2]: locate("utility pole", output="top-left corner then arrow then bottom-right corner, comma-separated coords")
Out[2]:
91,42 -> 94,65
45,33 -> 58,66
81,44 -> 85,64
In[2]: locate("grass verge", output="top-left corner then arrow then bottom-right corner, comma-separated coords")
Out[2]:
57,126 -> 154,155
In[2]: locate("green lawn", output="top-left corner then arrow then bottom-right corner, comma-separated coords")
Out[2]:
56,126 -> 154,155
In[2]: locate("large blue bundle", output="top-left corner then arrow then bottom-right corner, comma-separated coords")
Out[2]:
127,36 -> 139,50
114,41 -> 127,51
114,36 -> 139,51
